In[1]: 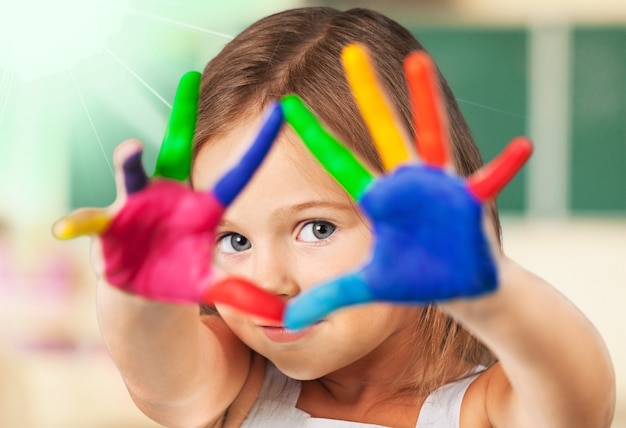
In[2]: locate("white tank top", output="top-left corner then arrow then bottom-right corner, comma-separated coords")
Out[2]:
241,362 -> 482,427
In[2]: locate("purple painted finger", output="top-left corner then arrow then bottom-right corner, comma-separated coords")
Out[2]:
123,151 -> 149,194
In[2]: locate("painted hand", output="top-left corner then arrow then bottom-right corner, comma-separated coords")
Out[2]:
53,72 -> 285,321
282,45 -> 532,328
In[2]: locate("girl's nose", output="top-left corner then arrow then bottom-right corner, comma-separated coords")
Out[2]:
252,247 -> 300,300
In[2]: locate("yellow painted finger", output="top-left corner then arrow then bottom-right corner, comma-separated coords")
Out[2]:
342,44 -> 411,171
52,208 -> 112,240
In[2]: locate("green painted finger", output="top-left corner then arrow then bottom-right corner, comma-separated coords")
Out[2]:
281,95 -> 375,201
153,71 -> 202,181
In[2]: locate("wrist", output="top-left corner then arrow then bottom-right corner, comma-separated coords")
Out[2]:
438,255 -> 518,324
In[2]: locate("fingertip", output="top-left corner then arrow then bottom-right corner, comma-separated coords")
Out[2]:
512,136 -> 534,158
171,71 -> 201,113
51,218 -> 71,240
467,136 -> 534,201
179,70 -> 201,88
280,94 -> 304,121
403,50 -> 433,76
283,275 -> 373,329
283,301 -> 328,330
123,151 -> 148,194
51,209 -> 112,240
113,139 -> 144,167
341,43 -> 370,73
266,100 -> 284,125
112,139 -> 148,195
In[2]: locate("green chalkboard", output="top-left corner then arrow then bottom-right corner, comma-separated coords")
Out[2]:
70,23 -> 626,216
571,27 -> 626,214
411,28 -> 528,213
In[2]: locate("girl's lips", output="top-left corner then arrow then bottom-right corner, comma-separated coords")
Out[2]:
260,324 -> 318,343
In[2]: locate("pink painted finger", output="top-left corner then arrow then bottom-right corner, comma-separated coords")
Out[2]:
404,51 -> 450,168
204,278 -> 285,321
467,137 -> 533,201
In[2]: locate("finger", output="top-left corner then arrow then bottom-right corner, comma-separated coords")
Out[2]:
342,43 -> 412,171
153,71 -> 201,181
281,94 -> 375,201
203,277 -> 285,322
467,137 -> 533,201
112,139 -> 146,205
283,273 -> 374,330
404,51 -> 451,168
122,149 -> 148,194
212,102 -> 284,207
52,208 -> 112,240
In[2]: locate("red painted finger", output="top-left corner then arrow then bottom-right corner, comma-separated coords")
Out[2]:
203,277 -> 285,321
404,51 -> 450,168
467,137 -> 533,201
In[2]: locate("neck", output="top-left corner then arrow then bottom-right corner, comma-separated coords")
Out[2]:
301,311 -> 423,407
298,338 -> 426,427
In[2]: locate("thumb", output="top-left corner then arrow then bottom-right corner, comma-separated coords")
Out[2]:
112,138 -> 149,208
51,138 -> 148,240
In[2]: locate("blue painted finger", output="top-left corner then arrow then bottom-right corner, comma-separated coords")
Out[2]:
212,102 -> 284,206
283,273 -> 374,329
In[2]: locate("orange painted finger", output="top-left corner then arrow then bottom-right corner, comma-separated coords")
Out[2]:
404,51 -> 450,168
467,137 -> 533,201
342,43 -> 411,171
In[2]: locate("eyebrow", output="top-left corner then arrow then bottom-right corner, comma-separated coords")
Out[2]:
284,200 -> 355,214
217,199 -> 357,231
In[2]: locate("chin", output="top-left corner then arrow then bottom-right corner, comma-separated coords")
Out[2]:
269,356 -> 335,381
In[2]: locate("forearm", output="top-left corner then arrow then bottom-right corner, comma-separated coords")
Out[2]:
96,283 -> 250,426
441,256 -> 615,427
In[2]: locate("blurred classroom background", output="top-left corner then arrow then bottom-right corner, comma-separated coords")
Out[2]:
0,0 -> 624,426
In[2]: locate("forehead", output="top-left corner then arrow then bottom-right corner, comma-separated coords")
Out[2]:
191,115 -> 350,202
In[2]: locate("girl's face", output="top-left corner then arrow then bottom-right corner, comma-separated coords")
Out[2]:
193,115 -> 419,380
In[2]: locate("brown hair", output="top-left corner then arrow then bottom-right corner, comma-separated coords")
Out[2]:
194,7 -> 497,394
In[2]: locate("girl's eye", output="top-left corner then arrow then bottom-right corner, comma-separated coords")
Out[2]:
298,221 -> 337,242
217,233 -> 251,253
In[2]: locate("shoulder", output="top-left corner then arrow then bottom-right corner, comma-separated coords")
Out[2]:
223,352 -> 268,428
460,363 -> 532,428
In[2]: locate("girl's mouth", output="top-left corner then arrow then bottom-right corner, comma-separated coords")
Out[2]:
259,323 -> 319,343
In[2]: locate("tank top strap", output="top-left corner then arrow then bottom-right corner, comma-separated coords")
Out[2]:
241,362 -> 306,427
415,369 -> 483,428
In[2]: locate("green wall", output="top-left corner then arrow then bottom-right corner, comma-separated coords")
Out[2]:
411,25 -> 626,215
571,27 -> 626,213
70,24 -> 626,216
412,28 -> 528,212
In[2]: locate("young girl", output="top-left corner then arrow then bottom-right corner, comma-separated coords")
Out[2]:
56,7 -> 615,427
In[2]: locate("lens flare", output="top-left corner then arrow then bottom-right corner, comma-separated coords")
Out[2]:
0,0 -> 128,80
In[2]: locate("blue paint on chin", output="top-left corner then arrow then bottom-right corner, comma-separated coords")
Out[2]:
359,166 -> 497,302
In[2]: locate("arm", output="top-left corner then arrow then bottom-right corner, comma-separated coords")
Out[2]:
96,284 -> 251,427
442,256 -> 615,428
91,133 -> 269,426
282,45 -> 615,426
53,73 -> 285,426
